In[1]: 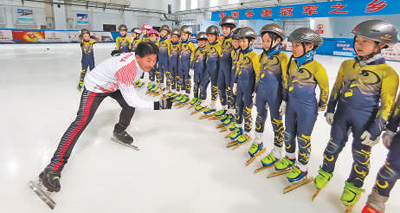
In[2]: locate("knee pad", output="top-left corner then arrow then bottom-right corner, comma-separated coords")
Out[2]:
325,138 -> 344,155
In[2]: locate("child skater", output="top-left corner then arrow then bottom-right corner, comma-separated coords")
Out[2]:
139,23 -> 152,42
229,27 -> 260,144
133,23 -> 152,87
214,16 -> 236,118
362,93 -> 400,213
166,29 -> 181,98
176,25 -> 196,105
130,27 -> 142,52
155,25 -> 172,94
115,24 -> 131,54
313,20 -> 399,209
189,32 -> 208,106
146,29 -> 160,94
220,27 -> 241,128
77,28 -> 97,91
247,24 -> 289,164
273,27 -> 328,185
194,25 -> 221,113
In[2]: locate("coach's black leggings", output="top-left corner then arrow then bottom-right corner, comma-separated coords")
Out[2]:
49,88 -> 135,172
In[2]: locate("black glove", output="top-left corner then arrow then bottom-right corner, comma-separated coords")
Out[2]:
154,98 -> 173,110
111,49 -> 120,56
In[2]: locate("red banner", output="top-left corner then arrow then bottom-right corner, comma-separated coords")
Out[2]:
12,30 -> 45,43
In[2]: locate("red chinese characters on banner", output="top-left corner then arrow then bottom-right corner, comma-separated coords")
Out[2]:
261,9 -> 272,18
231,11 -> 239,19
302,5 -> 319,16
280,7 -> 293,17
366,0 -> 387,13
245,10 -> 255,18
329,3 -> 348,14
219,12 -> 226,18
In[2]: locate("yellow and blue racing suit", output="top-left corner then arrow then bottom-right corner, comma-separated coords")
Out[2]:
157,36 -> 171,85
322,56 -> 399,188
255,48 -> 289,149
283,53 -> 329,168
168,41 -> 181,90
191,46 -> 207,99
178,40 -> 196,93
235,47 -> 261,133
371,93 -> 400,197
218,34 -> 234,107
116,35 -> 131,53
201,41 -> 222,101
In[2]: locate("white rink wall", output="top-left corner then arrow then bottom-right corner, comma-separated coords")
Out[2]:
1,43 -> 400,213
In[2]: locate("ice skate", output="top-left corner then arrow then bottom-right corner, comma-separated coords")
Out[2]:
152,88 -> 165,97
111,130 -> 139,151
134,80 -> 144,88
200,110 -> 215,119
219,115 -> 235,132
28,180 -> 56,209
225,124 -> 236,138
312,167 -> 333,201
187,98 -> 199,109
232,134 -> 251,150
229,127 -> 243,140
191,100 -> 207,115
177,96 -> 191,108
268,157 -> 294,178
246,142 -> 266,166
283,166 -> 313,194
148,84 -> 159,96
28,167 -> 60,209
341,181 -> 365,212
174,95 -> 188,106
209,109 -> 226,120
255,155 -> 276,173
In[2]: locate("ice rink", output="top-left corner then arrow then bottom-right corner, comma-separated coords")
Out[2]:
1,42 -> 400,212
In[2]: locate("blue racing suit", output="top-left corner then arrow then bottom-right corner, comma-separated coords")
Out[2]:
322,56 -> 399,188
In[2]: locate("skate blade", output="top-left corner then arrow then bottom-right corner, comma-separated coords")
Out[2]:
190,108 -> 205,115
232,138 -> 250,150
200,113 -> 214,119
227,141 -> 238,148
254,163 -> 276,173
145,90 -> 152,95
177,102 -> 190,109
152,91 -> 163,97
209,116 -> 221,120
312,189 -> 321,201
220,123 -> 233,132
188,104 -> 196,110
28,180 -> 56,210
283,177 -> 314,194
246,148 -> 266,166
267,169 -> 292,178
173,102 -> 182,106
216,123 -> 225,129
111,137 -> 139,151
225,132 -> 232,138
344,204 -> 356,213
160,95 -> 168,100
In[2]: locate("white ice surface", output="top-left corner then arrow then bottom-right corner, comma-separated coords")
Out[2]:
1,43 -> 400,213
